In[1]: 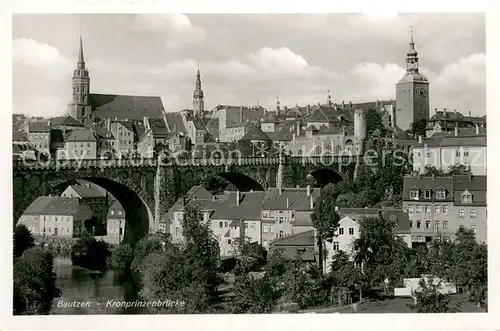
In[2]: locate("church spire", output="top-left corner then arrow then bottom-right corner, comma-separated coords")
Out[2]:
405,26 -> 419,73
193,60 -> 205,116
78,32 -> 85,69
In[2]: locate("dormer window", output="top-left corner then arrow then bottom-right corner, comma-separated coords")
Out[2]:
436,189 -> 446,199
424,189 -> 432,199
410,189 -> 419,200
461,190 -> 473,204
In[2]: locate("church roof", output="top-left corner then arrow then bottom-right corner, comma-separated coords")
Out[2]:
89,93 -> 164,121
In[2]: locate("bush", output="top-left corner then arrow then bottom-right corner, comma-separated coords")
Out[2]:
13,224 -> 35,258
108,244 -> 134,273
71,233 -> 110,271
13,247 -> 59,315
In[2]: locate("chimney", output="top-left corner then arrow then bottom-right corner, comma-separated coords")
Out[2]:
286,197 -> 289,209
306,185 -> 311,196
418,135 -> 423,144
476,124 -> 479,135
443,108 -> 447,116
342,100 -> 345,108
240,106 -> 244,122
309,194 -> 314,209
454,126 -> 458,136
469,110 -> 472,117
236,191 -> 240,206
454,109 -> 457,114
434,108 -> 438,115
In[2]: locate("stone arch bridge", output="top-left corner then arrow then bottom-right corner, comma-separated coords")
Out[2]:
13,156 -> 359,243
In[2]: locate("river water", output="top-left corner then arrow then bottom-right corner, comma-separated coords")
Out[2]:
50,257 -> 143,315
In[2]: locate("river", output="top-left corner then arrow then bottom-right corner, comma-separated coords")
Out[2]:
50,257 -> 143,315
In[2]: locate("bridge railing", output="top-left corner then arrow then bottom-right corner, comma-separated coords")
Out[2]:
12,155 -> 359,169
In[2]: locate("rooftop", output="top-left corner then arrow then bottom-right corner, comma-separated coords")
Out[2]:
89,93 -> 164,121
27,121 -> 50,133
64,129 -> 97,142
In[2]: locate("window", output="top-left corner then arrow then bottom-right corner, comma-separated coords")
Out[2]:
416,205 -> 421,213
81,143 -> 84,148
410,190 -> 419,200
409,221 -> 413,228
456,150 -> 461,157
279,230 -> 284,238
464,151 -> 469,157
227,239 -> 231,245
263,225 -> 268,233
175,227 -> 181,236
224,221 -> 229,227
443,205 -> 448,214
67,228 -> 70,234
332,242 -> 339,251
443,220 -> 448,229
471,225 -> 476,233
111,210 -> 115,215
279,218 -> 283,224
219,221 -> 223,228
408,205 -> 414,213
245,223 -> 249,229
251,223 -> 256,229
411,235 -> 416,242
178,212 -> 183,221
425,205 -> 431,213
416,220 -> 421,228
470,210 -> 476,218
339,227 -> 344,235
55,217 -> 58,222
349,227 -> 354,235
425,151 -> 431,157
424,190 -> 431,199
434,205 -> 441,213
461,193 -> 472,203
270,225 -> 274,234
435,220 -> 440,229
458,210 -> 464,218
425,220 -> 431,229
315,145 -> 321,155
417,236 -> 423,242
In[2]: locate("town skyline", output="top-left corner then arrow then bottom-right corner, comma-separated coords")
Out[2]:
13,13 -> 485,118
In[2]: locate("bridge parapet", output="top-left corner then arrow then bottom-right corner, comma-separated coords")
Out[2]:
13,155 -> 359,170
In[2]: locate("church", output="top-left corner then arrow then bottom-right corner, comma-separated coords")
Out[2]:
67,35 -> 205,125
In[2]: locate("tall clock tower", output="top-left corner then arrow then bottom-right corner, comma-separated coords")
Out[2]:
395,28 -> 430,131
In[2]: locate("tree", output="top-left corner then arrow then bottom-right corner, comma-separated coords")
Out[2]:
14,224 -> 35,258
108,244 -> 135,274
130,233 -> 165,272
409,118 -> 428,137
352,215 -> 412,290
421,166 -> 446,177
310,183 -> 341,273
71,233 -> 110,271
408,276 -> 454,313
137,205 -> 221,313
446,164 -> 472,175
365,108 -> 385,136
231,274 -> 281,313
13,247 -> 59,315
450,227 -> 487,307
231,237 -> 267,275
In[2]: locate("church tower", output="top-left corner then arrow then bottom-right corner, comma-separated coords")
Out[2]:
193,62 -> 205,117
395,28 -> 430,131
67,33 -> 91,122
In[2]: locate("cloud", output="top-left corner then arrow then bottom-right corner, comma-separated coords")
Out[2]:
246,47 -> 309,74
12,14 -> 485,117
13,38 -> 64,67
129,14 -> 206,48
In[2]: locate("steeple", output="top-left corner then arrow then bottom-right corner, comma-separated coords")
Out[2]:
406,26 -> 419,73
193,60 -> 205,117
68,32 -> 91,122
78,32 -> 85,68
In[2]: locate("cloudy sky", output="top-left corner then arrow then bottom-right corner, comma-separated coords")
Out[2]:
12,13 -> 485,117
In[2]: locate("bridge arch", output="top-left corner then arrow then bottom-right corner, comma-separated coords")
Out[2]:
14,174 -> 154,245
307,168 -> 344,188
217,172 -> 265,192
